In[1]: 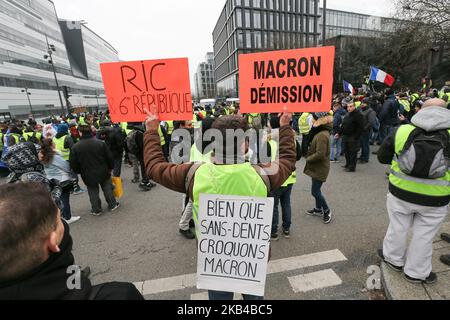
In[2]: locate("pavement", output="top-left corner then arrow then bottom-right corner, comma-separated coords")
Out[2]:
381,222 -> 450,300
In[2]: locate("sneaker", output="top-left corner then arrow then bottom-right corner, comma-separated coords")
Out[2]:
109,203 -> 120,212
146,182 -> 157,188
189,219 -> 195,229
441,233 -> 450,243
139,183 -> 152,192
179,229 -> 196,239
323,209 -> 332,224
440,254 -> 450,267
90,210 -> 103,217
306,208 -> 323,217
65,216 -> 81,225
404,272 -> 437,284
271,233 -> 279,241
344,168 -> 355,172
131,178 -> 140,184
283,229 -> 291,239
359,160 -> 368,164
377,249 -> 403,272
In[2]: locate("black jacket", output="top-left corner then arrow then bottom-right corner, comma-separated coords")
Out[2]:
379,95 -> 400,126
97,126 -> 126,159
70,136 -> 114,187
0,222 -> 143,300
339,109 -> 364,139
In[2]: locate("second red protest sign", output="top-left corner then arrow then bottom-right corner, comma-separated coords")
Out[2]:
239,46 -> 335,114
100,58 -> 193,122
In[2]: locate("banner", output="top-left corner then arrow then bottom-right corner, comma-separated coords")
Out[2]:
197,194 -> 274,297
239,46 -> 335,114
100,58 -> 193,122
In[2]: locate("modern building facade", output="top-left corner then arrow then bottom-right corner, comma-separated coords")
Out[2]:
320,8 -> 397,41
0,0 -> 119,118
194,52 -> 216,100
213,0 -> 321,98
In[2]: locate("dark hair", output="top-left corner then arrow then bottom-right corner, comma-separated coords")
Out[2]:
269,114 -> 280,129
0,183 -> 59,282
40,138 -> 56,165
78,125 -> 92,136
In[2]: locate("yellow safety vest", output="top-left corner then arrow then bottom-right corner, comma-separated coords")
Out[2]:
54,136 -> 70,161
299,113 -> 311,134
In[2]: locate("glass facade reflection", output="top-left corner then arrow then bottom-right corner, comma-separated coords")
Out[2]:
213,0 -> 320,98
0,0 -> 119,117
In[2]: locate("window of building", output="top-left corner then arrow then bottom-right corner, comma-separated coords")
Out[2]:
237,32 -> 244,48
254,11 -> 261,28
236,9 -> 243,27
235,0 -> 242,6
245,9 -> 251,27
254,0 -> 262,8
244,0 -> 252,7
269,13 -> 274,29
254,31 -> 262,48
267,0 -> 273,10
245,32 -> 252,48
279,0 -> 284,11
280,14 -> 284,31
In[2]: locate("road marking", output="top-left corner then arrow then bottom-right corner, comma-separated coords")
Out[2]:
288,269 -> 343,293
135,249 -> 347,296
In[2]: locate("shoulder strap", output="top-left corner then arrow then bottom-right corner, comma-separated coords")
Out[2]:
185,163 -> 203,192
252,165 -> 271,194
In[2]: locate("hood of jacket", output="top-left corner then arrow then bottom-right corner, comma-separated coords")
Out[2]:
411,106 -> 450,132
312,115 -> 333,131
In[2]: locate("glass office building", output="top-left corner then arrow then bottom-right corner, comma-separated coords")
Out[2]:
194,52 -> 217,100
0,0 -> 119,118
320,8 -> 397,41
213,0 -> 321,98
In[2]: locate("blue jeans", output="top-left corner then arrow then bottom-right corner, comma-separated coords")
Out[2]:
330,136 -> 342,161
208,290 -> 263,300
311,179 -> 329,211
270,184 -> 293,234
60,190 -> 72,220
360,131 -> 371,162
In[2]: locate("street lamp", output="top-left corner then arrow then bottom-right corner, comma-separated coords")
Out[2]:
21,88 -> 33,116
43,34 -> 66,116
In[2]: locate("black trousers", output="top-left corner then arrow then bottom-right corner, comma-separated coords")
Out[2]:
343,136 -> 360,171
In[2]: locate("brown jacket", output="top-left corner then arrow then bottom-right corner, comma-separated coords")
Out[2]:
304,116 -> 333,182
143,125 -> 297,199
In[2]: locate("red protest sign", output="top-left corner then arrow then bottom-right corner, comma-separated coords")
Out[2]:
100,58 -> 193,122
239,46 -> 335,114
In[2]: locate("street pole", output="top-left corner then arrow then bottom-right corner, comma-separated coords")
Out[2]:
22,88 -> 33,116
45,35 -> 66,116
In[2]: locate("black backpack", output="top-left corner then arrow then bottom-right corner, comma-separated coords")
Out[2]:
398,128 -> 450,179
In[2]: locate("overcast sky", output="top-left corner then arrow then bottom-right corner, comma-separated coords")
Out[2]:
52,0 -> 396,85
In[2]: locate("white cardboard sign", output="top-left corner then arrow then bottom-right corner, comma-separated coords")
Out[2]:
196,194 -> 274,297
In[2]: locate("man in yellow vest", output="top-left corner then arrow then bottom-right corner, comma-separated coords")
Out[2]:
143,108 -> 296,300
299,112 -> 313,157
377,98 -> 450,284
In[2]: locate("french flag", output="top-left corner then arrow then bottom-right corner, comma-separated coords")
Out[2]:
343,80 -> 354,93
370,66 -> 395,87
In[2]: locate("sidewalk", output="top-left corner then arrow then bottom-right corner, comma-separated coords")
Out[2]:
381,222 -> 450,300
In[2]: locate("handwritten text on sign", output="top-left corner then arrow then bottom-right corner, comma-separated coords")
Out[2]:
100,58 -> 193,122
197,194 -> 274,297
239,46 -> 335,114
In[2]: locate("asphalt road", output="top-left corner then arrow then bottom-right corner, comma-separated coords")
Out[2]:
2,145 -> 448,300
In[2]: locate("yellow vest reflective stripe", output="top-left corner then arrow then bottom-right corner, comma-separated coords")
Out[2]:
398,99 -> 411,113
192,163 -> 268,235
390,125 -> 450,197
54,136 -> 70,161
158,126 -> 165,146
269,139 -> 297,187
299,113 -> 311,134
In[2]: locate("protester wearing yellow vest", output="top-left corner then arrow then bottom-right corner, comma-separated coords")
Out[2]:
299,112 -> 313,157
377,98 -> 450,284
267,115 -> 298,240
143,110 -> 297,300
53,124 -> 73,161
